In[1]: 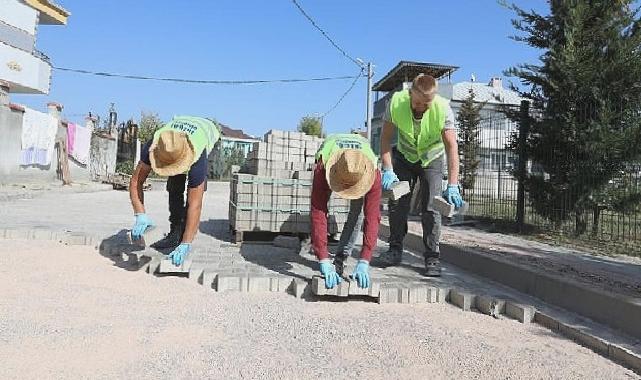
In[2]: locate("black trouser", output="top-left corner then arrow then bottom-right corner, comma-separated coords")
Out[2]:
388,148 -> 443,259
167,174 -> 188,227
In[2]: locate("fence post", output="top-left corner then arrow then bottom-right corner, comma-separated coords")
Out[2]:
516,100 -> 530,232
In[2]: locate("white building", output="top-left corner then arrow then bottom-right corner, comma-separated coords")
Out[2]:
0,0 -> 70,94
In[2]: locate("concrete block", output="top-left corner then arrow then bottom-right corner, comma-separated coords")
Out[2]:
505,301 -> 536,323
558,323 -> 609,355
188,267 -> 204,282
427,287 -> 438,303
215,275 -> 249,292
291,279 -> 309,298
32,229 -> 53,240
378,287 -> 401,304
450,289 -> 475,311
399,287 -> 410,304
200,271 -> 217,289
475,295 -> 506,318
383,181 -> 411,201
534,312 -> 559,331
311,276 -> 349,297
409,286 -> 428,304
609,344 -> 641,373
158,258 -> 192,274
247,276 -> 272,292
273,235 -> 301,250
347,280 -> 381,297
437,287 -> 451,303
6,229 -> 30,239
63,232 -> 92,246
146,259 -> 161,274
433,196 -> 469,218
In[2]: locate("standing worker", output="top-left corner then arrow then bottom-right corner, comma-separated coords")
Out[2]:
129,116 -> 220,266
311,133 -> 382,289
378,74 -> 464,276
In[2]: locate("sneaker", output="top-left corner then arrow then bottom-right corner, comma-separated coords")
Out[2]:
424,257 -> 441,277
373,249 -> 402,267
150,225 -> 183,249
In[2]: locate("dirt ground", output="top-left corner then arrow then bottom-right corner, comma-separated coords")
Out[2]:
0,240 -> 637,380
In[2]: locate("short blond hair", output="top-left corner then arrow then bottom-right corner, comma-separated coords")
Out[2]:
411,74 -> 438,97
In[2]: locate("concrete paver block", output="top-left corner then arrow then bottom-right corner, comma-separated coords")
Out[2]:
158,259 -> 192,274
383,181 -> 410,201
146,259 -> 161,274
216,275 -> 248,292
188,267 -> 204,283
409,286 -> 428,304
427,287 -> 438,303
450,289 -> 475,311
399,287 -> 410,304
347,280 -> 381,298
200,271 -> 217,289
291,279 -> 309,298
437,287 -> 451,303
505,301 -> 536,323
475,295 -> 506,318
378,287 -> 400,304
311,276 -> 349,297
6,229 -> 30,239
63,232 -> 91,246
32,229 -> 53,240
247,276 -> 272,292
609,344 -> 641,374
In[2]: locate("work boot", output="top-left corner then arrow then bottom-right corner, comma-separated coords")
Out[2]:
374,249 -> 402,267
333,254 -> 347,277
150,224 -> 183,249
424,257 -> 441,277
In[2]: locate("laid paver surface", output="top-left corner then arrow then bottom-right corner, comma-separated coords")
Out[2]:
1,239 -> 638,380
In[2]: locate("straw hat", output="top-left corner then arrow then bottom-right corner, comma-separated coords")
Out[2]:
149,130 -> 195,176
325,149 -> 376,200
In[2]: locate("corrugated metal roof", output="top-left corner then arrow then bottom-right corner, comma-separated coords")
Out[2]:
373,61 -> 459,92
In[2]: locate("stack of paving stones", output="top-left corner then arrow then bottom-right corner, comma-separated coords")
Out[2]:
229,130 -> 350,235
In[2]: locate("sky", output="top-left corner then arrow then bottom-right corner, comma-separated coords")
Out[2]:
14,0 -> 548,137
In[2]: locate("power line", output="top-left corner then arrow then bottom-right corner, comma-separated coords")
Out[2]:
290,0 -> 363,69
323,70 -> 363,118
53,66 -> 360,85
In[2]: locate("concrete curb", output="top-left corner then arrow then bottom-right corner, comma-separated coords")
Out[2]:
379,223 -> 641,340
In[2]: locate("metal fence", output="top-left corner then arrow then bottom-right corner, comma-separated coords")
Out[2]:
464,102 -> 641,256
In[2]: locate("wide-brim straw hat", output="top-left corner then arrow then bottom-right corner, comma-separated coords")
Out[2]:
325,149 -> 375,200
149,130 -> 195,176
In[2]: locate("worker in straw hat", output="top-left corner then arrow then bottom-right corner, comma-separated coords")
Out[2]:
311,133 -> 381,289
129,116 -> 220,266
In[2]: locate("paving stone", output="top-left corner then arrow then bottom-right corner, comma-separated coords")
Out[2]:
347,280 -> 381,298
383,181 -> 410,201
158,259 -> 192,274
247,276 -> 272,292
408,286 -> 429,304
216,275 -> 248,292
378,287 -> 400,304
31,229 -> 53,240
608,344 -> 641,373
5,229 -> 30,239
291,279 -> 309,298
146,258 -> 161,274
505,301 -> 536,323
63,232 -> 91,246
450,289 -> 475,311
311,276 -> 349,297
188,267 -> 204,282
475,295 -> 506,318
399,286 -> 410,304
200,271 -> 218,289
426,287 -> 438,303
437,287 -> 451,303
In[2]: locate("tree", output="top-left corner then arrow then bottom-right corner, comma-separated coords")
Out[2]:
298,116 -> 323,137
457,89 -> 484,195
505,1 -> 641,234
138,112 -> 163,142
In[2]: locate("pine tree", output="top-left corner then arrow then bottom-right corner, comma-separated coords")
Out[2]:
457,89 -> 484,195
506,1 -> 641,233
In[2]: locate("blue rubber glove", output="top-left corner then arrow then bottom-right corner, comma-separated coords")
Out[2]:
169,243 -> 191,266
443,184 -> 464,209
381,168 -> 399,190
319,259 -> 342,289
132,213 -> 154,240
350,260 -> 370,289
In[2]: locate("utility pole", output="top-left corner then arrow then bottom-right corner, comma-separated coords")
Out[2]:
365,62 -> 373,140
